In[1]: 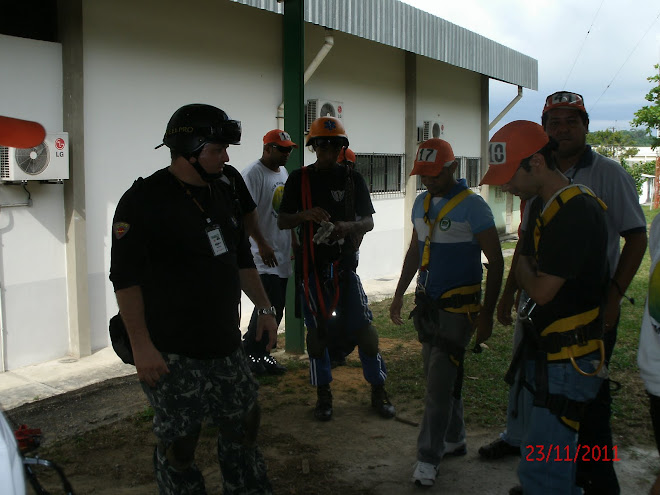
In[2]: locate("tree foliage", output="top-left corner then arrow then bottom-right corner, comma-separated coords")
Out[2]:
631,64 -> 660,150
621,159 -> 656,196
586,129 -> 639,159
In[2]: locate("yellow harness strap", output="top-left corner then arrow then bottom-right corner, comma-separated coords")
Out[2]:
541,307 -> 601,360
534,184 -> 607,256
439,283 -> 482,314
421,188 -> 473,269
419,188 -> 479,314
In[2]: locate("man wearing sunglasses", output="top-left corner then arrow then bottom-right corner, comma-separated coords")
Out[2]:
278,116 -> 395,422
241,129 -> 299,376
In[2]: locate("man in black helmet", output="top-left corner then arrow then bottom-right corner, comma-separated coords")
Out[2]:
110,104 -> 276,494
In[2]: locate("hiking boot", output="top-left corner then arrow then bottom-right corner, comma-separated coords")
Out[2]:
262,354 -> 287,375
478,438 -> 520,459
371,384 -> 395,419
247,354 -> 266,376
411,461 -> 438,487
509,485 -> 523,495
314,384 -> 333,421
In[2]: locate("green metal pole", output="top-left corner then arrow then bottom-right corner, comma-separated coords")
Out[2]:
283,0 -> 305,354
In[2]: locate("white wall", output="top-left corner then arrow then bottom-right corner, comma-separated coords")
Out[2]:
83,0 -> 286,350
83,0 -> 487,350
0,35 -> 69,369
416,57 -> 483,157
2,0 -> 488,368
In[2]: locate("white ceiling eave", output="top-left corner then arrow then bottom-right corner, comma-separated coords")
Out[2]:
229,0 -> 538,90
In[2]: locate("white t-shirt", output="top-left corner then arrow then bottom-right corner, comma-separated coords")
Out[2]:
639,214 -> 660,396
241,159 -> 292,278
0,412 -> 25,495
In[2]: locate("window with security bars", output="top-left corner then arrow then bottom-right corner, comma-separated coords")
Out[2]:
416,156 -> 482,191
354,153 -> 404,197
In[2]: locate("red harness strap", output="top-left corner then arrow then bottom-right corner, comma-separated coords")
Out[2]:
301,167 -> 340,320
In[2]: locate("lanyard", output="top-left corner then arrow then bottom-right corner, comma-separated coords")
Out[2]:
420,188 -> 473,270
176,177 -> 214,225
301,167 -> 340,320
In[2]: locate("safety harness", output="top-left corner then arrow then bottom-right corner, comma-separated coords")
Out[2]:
506,184 -> 608,431
299,164 -> 356,321
410,187 -> 479,400
416,188 -> 481,315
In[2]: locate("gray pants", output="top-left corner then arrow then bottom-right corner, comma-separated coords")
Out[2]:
414,309 -> 474,465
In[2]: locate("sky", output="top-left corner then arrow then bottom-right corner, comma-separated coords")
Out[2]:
401,0 -> 660,134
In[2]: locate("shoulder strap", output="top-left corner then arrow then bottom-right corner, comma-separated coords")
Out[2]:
534,184 -> 607,255
420,188 -> 474,270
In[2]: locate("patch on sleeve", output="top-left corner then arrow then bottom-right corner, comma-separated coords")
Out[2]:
113,222 -> 130,239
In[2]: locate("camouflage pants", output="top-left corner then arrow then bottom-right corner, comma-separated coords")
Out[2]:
141,348 -> 272,495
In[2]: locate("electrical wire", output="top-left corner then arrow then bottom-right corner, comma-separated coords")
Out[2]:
591,9 -> 660,111
562,0 -> 605,89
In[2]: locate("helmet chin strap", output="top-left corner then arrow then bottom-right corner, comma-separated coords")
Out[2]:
188,155 -> 223,182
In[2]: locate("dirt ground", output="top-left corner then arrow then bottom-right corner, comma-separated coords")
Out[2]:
7,338 -> 660,495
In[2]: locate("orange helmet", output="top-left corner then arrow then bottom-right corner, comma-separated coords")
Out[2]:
410,139 -> 455,176
480,121 -> 549,185
305,116 -> 349,147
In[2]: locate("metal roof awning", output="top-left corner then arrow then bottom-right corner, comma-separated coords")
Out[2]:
230,0 -> 538,90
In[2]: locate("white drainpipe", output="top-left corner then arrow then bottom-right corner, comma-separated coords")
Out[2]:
489,85 -> 523,131
277,30 -> 335,130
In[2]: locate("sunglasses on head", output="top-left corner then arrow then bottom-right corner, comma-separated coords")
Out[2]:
271,144 -> 293,153
544,91 -> 584,109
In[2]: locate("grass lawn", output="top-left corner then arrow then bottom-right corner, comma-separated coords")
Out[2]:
369,205 -> 660,447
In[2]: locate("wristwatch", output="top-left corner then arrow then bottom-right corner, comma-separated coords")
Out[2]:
257,306 -> 277,317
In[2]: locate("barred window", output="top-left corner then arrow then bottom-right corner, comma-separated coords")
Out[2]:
354,153 -> 404,197
416,156 -> 482,191
463,157 -> 481,188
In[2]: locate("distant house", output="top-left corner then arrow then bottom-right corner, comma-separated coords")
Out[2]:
625,147 -> 658,204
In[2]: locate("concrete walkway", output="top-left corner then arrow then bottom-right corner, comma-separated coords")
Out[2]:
0,274 -> 409,411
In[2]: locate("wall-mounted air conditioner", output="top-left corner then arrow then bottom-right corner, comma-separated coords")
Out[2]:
305,99 -> 344,132
418,121 -> 445,142
0,132 -> 69,182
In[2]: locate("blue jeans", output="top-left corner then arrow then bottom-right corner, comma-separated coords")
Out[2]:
518,355 -> 603,495
302,268 -> 386,386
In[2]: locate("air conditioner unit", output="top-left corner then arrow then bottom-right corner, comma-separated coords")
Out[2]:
305,99 -> 344,132
418,121 -> 445,142
0,132 -> 70,182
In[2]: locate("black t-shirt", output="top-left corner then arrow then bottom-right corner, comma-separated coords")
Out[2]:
521,192 -> 609,331
109,166 -> 255,359
280,163 -> 375,264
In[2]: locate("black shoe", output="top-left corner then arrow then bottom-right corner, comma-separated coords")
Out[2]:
509,485 -> 523,495
371,384 -> 395,419
314,385 -> 333,421
262,354 -> 287,375
478,438 -> 520,459
247,354 -> 266,376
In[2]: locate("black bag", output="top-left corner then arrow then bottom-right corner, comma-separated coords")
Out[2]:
109,313 -> 135,365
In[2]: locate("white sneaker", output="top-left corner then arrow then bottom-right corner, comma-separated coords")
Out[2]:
411,461 -> 438,487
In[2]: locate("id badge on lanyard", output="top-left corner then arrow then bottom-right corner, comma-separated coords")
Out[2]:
205,223 -> 228,256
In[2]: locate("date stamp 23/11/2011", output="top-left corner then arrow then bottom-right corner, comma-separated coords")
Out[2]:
524,444 -> 621,463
